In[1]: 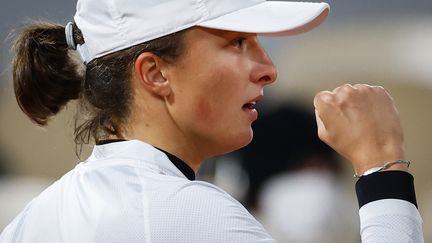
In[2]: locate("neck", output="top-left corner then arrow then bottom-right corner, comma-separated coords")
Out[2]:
123,100 -> 204,173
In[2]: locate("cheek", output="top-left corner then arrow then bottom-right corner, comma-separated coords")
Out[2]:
192,91 -> 252,152
194,97 -> 212,122
192,75 -> 239,123
192,89 -> 224,124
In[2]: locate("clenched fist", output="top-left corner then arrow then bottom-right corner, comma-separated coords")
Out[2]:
313,84 -> 408,175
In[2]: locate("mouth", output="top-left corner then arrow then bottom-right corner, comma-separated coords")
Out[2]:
242,101 -> 257,110
242,94 -> 263,110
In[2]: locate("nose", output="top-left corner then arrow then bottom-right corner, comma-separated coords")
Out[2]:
250,44 -> 278,86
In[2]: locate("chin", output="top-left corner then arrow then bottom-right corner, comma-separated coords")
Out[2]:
207,125 -> 254,157
220,128 -> 253,154
240,128 -> 254,148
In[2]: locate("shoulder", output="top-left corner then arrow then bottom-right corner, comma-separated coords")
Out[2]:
148,180 -> 275,243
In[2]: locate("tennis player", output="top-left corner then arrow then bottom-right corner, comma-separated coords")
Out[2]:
0,0 -> 423,242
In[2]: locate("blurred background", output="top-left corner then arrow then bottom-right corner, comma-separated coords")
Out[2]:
0,0 -> 431,242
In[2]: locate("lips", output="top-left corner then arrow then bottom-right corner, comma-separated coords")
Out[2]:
242,94 -> 263,122
242,93 -> 263,122
242,101 -> 257,110
242,94 -> 263,110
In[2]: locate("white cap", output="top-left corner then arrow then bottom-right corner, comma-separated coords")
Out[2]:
74,0 -> 329,63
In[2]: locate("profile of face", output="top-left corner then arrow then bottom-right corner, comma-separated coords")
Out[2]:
163,27 -> 277,156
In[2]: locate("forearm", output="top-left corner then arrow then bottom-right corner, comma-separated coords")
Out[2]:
356,171 -> 424,243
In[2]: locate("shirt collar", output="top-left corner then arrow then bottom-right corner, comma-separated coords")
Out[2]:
90,139 -> 195,181
154,147 -> 196,181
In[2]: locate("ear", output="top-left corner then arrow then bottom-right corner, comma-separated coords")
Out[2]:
133,52 -> 171,97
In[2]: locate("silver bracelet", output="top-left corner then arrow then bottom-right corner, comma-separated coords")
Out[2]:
353,159 -> 410,178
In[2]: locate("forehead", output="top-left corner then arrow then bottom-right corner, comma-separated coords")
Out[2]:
185,27 -> 257,43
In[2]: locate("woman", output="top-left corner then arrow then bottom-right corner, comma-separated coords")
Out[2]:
0,0 -> 423,242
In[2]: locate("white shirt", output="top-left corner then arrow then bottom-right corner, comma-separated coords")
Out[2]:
360,199 -> 423,242
0,140 -> 424,242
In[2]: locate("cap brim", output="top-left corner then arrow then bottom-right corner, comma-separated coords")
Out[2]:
198,1 -> 329,36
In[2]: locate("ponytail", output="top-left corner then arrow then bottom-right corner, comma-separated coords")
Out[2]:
12,21 -> 188,150
12,21 -> 84,126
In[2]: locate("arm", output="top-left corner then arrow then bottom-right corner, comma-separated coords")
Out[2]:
313,84 -> 424,242
357,171 -> 423,242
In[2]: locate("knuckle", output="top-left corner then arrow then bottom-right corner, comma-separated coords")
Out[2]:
353,83 -> 363,88
333,83 -> 352,93
336,84 -> 355,96
373,85 -> 386,93
342,83 -> 353,90
354,84 -> 367,90
316,91 -> 334,104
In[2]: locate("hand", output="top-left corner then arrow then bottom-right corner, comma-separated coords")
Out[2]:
313,84 -> 407,175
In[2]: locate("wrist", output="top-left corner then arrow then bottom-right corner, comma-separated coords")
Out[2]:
354,159 -> 410,178
381,163 -> 409,172
352,147 -> 405,175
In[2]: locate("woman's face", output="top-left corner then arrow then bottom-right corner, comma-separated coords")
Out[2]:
165,27 -> 277,157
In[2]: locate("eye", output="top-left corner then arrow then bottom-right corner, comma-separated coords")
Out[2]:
232,37 -> 247,49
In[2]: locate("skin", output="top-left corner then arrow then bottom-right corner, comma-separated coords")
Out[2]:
124,27 -> 408,176
124,27 -> 276,171
314,84 -> 408,175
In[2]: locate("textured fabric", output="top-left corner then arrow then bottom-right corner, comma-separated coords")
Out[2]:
0,140 -> 274,243
0,140 -> 424,242
359,199 -> 424,243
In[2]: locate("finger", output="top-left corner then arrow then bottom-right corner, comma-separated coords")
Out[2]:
314,109 -> 327,142
314,90 -> 346,133
332,83 -> 353,93
353,83 -> 373,91
313,90 -> 333,110
313,91 -> 336,123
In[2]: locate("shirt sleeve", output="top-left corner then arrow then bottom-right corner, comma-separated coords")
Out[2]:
149,181 -> 276,243
356,171 -> 424,243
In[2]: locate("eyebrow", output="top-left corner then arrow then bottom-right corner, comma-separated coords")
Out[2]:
219,31 -> 257,40
197,27 -> 257,40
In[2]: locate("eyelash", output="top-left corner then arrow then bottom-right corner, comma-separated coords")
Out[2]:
232,37 -> 247,49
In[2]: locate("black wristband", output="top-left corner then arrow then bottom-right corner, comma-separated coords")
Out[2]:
356,170 -> 417,208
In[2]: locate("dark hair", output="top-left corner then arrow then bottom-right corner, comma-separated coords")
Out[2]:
12,21 -> 187,152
